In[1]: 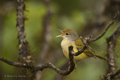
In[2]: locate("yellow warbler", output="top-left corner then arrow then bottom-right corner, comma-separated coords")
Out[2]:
57,29 -> 106,67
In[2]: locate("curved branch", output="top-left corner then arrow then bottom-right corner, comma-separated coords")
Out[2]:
0,46 -> 75,76
73,45 -> 87,56
73,11 -> 119,56
90,11 -> 119,42
35,46 -> 75,75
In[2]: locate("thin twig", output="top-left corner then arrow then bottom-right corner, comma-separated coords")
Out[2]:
0,56 -> 27,67
73,45 -> 87,56
110,69 -> 120,78
90,11 -> 119,42
73,11 -> 119,56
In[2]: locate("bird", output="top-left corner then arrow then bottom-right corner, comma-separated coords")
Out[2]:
56,29 -> 106,68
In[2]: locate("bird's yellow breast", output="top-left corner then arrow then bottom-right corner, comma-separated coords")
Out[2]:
61,39 -> 88,62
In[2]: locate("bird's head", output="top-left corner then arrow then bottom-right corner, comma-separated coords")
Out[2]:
56,29 -> 79,41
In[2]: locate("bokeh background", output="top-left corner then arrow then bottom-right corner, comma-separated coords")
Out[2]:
0,0 -> 120,80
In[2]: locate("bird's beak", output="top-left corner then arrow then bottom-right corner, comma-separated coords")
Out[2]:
56,29 -> 63,37
56,34 -> 63,37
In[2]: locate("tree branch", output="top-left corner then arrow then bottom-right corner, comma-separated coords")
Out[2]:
36,0 -> 52,79
90,11 -> 119,42
38,0 -> 52,64
104,26 -> 120,80
110,69 -> 120,78
16,0 -> 32,63
0,56 -> 27,67
35,46 -> 75,75
0,46 -> 75,76
73,11 -> 119,56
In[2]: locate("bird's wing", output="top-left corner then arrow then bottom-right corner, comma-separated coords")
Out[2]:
74,37 -> 106,60
75,38 -> 84,49
75,37 -> 95,57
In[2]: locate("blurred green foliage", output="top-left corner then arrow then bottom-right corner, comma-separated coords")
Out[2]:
0,0 -> 120,80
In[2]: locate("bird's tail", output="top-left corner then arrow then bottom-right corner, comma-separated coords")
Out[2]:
87,46 -> 106,60
95,54 -> 106,60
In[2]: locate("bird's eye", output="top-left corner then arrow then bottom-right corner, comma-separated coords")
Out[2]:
66,33 -> 69,35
